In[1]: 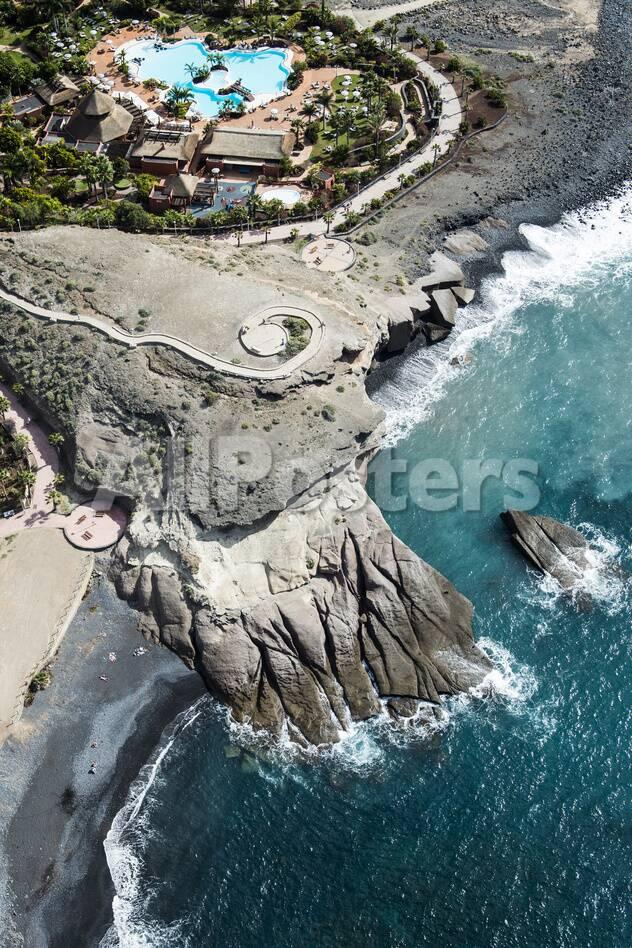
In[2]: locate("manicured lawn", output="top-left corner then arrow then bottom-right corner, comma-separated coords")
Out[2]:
310,75 -> 373,159
114,178 -> 132,190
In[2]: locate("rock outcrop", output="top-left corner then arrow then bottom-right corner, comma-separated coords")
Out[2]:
500,510 -> 604,606
113,472 -> 493,746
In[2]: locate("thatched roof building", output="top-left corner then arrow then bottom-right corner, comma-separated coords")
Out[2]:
198,127 -> 294,178
127,127 -> 199,174
64,90 -> 134,144
34,74 -> 80,108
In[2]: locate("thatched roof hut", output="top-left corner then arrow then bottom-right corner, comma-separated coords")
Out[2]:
65,90 -> 134,144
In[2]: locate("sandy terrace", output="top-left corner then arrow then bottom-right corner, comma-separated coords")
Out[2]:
0,529 -> 93,733
4,228 -> 375,371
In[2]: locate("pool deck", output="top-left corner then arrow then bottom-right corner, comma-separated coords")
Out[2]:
88,25 -> 340,137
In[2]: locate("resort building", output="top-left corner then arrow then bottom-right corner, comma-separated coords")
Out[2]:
63,90 -> 136,152
34,75 -> 80,109
127,126 -> 200,176
148,172 -> 199,212
197,127 -> 294,179
11,74 -> 80,123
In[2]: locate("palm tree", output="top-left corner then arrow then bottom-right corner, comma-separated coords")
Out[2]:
206,52 -> 226,71
12,433 -> 29,456
421,34 -> 431,60
290,117 -> 305,147
94,155 -> 114,198
385,23 -> 399,51
336,109 -> 354,146
79,154 -> 99,198
0,468 -> 11,503
257,0 -> 273,33
0,395 -> 9,418
301,102 -> 318,126
407,26 -> 420,51
165,84 -> 195,118
323,211 -> 334,234
432,142 -> 441,166
366,105 -> 386,157
17,469 -> 36,502
11,382 -> 24,396
316,89 -> 334,130
46,488 -> 63,510
48,432 -> 64,449
247,192 -> 266,221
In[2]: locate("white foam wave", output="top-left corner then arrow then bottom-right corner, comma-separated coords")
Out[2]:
375,183 -> 632,445
518,520 -> 631,616
101,699 -> 206,948
221,635 -> 539,777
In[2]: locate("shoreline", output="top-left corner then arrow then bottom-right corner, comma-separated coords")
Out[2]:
0,570 -> 205,948
2,186 -> 627,948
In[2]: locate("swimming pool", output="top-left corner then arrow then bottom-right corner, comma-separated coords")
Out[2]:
124,39 -> 291,118
261,186 -> 304,207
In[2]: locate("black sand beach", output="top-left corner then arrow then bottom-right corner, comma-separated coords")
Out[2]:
0,570 -> 204,947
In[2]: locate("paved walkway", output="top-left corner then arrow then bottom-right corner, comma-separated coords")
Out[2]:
0,382 -> 66,539
0,289 -> 326,380
340,0 -> 446,30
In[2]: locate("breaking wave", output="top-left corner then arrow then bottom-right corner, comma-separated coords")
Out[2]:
517,519 -> 632,616
100,700 -> 206,948
374,184 -> 632,445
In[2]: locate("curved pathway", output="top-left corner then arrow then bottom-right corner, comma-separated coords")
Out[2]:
0,382 -> 66,539
0,288 -> 326,380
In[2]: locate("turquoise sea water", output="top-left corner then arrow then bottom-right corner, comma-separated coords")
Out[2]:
128,40 -> 290,117
103,187 -> 632,947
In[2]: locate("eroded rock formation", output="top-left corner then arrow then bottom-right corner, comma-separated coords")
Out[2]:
113,472 -> 492,746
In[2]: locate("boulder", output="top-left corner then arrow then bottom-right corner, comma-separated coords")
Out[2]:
452,286 -> 476,306
417,251 -> 465,291
386,308 -> 415,354
500,510 -> 608,606
420,321 -> 451,345
430,288 -> 458,328
443,230 -> 489,255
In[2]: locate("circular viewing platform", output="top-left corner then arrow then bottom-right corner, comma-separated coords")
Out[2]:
63,502 -> 127,551
302,237 -> 356,272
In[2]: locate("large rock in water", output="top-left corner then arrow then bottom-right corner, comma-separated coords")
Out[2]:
500,510 -> 597,602
114,477 -> 494,747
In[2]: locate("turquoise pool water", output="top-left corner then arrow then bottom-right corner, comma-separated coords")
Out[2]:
126,39 -> 290,117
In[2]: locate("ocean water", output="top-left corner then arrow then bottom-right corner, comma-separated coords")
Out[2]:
128,40 -> 290,117
102,186 -> 632,948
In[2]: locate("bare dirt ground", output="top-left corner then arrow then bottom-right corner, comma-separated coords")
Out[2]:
0,530 -> 92,731
1,227 -> 387,372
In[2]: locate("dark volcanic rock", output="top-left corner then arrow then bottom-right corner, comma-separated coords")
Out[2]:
500,509 -> 601,605
114,490 -> 493,746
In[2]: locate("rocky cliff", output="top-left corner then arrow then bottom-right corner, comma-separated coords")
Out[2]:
113,471 -> 492,746
0,227 -> 489,747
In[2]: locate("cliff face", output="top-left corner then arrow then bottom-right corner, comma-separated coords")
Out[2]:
113,472 -> 492,746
